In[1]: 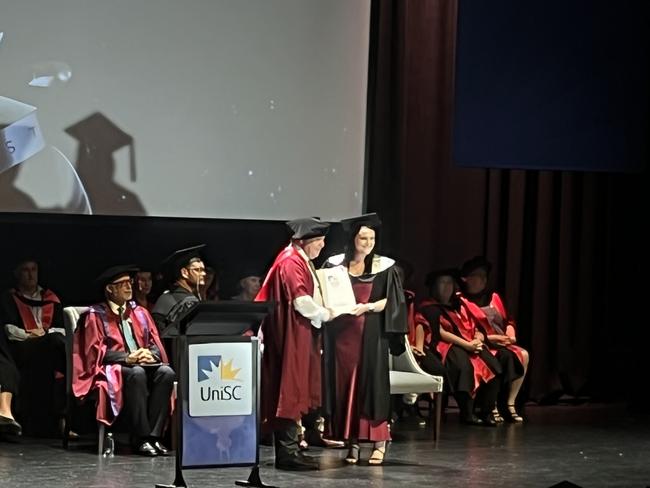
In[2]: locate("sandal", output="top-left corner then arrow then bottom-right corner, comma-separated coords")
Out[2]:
368,442 -> 386,466
491,407 -> 505,423
344,443 -> 360,465
506,405 -> 523,422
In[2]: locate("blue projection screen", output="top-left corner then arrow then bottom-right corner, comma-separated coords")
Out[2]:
453,0 -> 649,173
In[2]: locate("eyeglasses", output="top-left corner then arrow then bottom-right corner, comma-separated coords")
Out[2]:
110,278 -> 134,288
186,266 -> 206,274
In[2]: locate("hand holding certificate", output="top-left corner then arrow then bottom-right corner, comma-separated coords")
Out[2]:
316,266 -> 356,316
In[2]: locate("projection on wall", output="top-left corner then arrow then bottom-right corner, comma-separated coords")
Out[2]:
0,0 -> 371,219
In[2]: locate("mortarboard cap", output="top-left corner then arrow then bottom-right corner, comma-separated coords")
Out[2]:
286,217 -> 330,240
161,244 -> 206,281
95,264 -> 139,289
65,112 -> 136,181
460,256 -> 492,277
340,212 -> 382,234
425,267 -> 460,287
236,265 -> 263,280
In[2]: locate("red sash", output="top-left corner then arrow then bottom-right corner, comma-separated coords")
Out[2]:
12,289 -> 60,331
462,293 -> 527,368
417,298 -> 495,394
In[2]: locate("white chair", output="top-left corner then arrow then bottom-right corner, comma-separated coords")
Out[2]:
63,305 -> 176,455
389,337 -> 444,440
62,306 -> 109,454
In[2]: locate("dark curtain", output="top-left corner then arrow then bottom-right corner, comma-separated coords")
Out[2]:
366,0 -> 647,403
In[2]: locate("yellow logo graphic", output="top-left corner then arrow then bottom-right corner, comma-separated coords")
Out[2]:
220,358 -> 242,381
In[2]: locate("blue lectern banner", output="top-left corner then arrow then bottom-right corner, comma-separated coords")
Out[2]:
182,340 -> 258,468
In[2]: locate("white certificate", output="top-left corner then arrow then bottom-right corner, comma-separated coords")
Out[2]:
316,266 -> 356,315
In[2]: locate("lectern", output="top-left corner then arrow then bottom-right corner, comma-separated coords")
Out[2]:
156,301 -> 274,488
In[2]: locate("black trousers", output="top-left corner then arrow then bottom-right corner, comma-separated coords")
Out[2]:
0,327 -> 19,395
10,332 -> 67,435
121,364 -> 175,440
273,418 -> 301,463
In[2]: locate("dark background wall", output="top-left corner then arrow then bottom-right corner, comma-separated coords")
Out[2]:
0,213 -> 349,304
1,0 -> 648,408
364,0 -> 647,406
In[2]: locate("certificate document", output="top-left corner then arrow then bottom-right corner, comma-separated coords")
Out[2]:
316,266 -> 356,315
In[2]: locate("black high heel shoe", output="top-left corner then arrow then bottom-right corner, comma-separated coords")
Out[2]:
0,415 -> 22,436
505,405 -> 523,423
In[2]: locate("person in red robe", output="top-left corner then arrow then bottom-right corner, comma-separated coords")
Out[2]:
323,213 -> 408,466
0,257 -> 66,436
73,265 -> 175,456
460,256 -> 529,422
417,268 -> 503,426
255,217 -> 333,471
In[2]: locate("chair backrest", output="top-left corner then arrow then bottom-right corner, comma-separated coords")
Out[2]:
390,334 -> 429,375
63,306 -> 90,335
63,306 -> 89,396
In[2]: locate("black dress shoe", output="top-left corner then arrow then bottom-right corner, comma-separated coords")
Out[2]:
136,441 -> 159,456
152,441 -> 171,456
459,414 -> 484,426
0,415 -> 22,436
275,455 -> 320,471
304,429 -> 346,448
297,453 -> 319,465
478,414 -> 498,427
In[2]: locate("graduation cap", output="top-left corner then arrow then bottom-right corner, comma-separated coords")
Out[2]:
236,265 -> 263,280
161,244 -> 206,281
286,217 -> 330,240
340,212 -> 382,234
425,267 -> 460,287
65,112 -> 136,181
95,264 -> 139,288
460,256 -> 492,277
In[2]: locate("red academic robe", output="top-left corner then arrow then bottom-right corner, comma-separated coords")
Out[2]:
461,293 -> 527,368
9,289 -> 62,332
72,301 -> 169,425
417,298 -> 495,394
255,244 -> 321,426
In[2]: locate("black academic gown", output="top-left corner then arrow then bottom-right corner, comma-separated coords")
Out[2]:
323,254 -> 407,434
151,285 -> 200,334
0,290 -> 66,436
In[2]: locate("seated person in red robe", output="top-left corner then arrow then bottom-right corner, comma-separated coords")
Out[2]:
0,324 -> 22,437
417,268 -> 503,426
0,257 -> 66,436
460,256 -> 529,422
73,265 -> 175,456
407,269 -> 451,381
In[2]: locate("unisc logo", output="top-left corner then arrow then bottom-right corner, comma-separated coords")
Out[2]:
197,355 -> 243,402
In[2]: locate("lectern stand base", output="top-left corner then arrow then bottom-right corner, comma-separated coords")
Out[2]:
156,473 -> 188,488
235,466 -> 276,488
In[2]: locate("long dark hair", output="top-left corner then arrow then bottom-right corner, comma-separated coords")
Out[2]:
428,275 -> 460,308
343,224 -> 380,273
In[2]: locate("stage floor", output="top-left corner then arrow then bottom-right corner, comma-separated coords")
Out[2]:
1,404 -> 649,488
